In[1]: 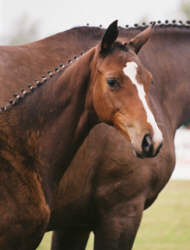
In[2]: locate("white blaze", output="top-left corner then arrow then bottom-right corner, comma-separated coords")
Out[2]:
123,62 -> 163,143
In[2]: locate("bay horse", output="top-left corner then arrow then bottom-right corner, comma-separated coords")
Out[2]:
0,21 -> 159,249
46,21 -> 190,250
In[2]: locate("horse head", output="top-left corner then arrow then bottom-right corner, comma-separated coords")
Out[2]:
90,20 -> 163,158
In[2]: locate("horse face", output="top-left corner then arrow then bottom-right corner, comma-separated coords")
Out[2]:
92,21 -> 163,158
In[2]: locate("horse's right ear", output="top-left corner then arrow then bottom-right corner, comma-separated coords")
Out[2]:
100,20 -> 119,54
128,23 -> 155,54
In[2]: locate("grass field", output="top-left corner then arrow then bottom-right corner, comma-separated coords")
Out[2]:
37,180 -> 190,250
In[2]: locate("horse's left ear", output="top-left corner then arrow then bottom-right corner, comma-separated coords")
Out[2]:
100,20 -> 119,54
128,23 -> 155,54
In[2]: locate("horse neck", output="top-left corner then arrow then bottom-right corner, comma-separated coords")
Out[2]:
33,27 -> 104,59
0,48 -> 97,173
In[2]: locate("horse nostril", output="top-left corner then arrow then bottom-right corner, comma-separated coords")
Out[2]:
142,134 -> 153,155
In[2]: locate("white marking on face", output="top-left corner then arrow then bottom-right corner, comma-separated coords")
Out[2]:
123,61 -> 163,144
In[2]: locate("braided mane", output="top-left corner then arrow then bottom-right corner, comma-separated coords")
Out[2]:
0,51 -> 85,112
121,19 -> 190,31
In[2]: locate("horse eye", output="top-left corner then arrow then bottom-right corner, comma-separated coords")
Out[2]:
107,79 -> 120,89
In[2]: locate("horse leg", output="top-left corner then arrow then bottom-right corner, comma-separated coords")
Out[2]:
93,197 -> 144,250
51,229 -> 90,250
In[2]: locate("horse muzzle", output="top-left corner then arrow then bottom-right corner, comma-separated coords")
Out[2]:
113,113 -> 163,158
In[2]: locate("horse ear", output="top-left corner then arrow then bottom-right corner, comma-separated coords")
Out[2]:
128,23 -> 155,54
100,20 -> 119,54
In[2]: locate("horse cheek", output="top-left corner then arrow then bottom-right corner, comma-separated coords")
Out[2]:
93,86 -> 114,123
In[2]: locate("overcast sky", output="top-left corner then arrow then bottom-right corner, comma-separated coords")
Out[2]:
0,0 -> 184,40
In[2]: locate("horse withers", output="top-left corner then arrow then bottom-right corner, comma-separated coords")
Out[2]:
0,21 -> 159,249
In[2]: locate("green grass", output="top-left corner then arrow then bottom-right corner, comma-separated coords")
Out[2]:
37,180 -> 190,250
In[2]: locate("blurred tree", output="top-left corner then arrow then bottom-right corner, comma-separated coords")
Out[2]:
4,14 -> 40,45
180,0 -> 190,19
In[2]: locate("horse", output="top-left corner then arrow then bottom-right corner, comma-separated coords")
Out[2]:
46,21 -> 190,250
0,21 -> 159,249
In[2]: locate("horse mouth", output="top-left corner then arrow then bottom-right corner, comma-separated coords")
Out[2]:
114,121 -> 163,159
